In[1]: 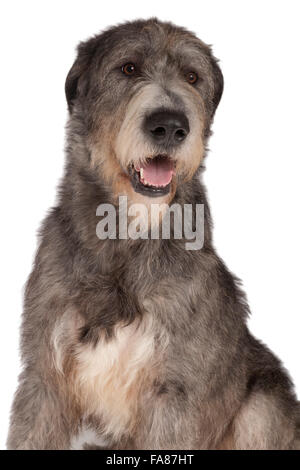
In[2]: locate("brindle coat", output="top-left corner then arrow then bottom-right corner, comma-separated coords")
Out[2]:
7,18 -> 300,450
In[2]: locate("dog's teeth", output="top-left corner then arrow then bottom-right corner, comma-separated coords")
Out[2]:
139,175 -> 170,188
140,168 -> 144,178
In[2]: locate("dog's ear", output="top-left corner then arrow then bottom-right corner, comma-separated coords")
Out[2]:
65,38 -> 99,113
210,57 -> 224,116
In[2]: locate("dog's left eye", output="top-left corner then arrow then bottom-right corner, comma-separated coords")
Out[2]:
186,72 -> 198,84
122,63 -> 136,76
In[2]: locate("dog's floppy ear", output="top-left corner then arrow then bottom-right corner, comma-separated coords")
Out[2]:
210,57 -> 224,116
65,37 -> 99,113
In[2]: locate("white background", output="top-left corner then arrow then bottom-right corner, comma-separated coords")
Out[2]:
0,0 -> 299,449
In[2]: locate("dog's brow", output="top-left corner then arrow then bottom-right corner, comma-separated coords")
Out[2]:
174,43 -> 210,67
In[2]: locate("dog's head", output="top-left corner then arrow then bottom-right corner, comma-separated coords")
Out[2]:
65,18 -> 223,204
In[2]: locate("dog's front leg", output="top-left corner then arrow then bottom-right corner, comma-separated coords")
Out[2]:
132,398 -> 200,450
7,369 -> 74,450
225,390 -> 300,450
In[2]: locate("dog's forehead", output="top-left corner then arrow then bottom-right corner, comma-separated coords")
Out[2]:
100,21 -> 210,70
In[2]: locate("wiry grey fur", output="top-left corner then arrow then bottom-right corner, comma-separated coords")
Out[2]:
7,18 -> 300,450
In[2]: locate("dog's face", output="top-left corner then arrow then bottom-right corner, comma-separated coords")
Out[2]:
65,19 -> 223,204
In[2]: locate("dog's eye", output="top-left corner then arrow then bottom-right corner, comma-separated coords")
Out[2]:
186,72 -> 198,84
122,63 -> 136,76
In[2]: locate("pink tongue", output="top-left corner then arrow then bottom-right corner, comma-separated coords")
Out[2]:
140,158 -> 174,186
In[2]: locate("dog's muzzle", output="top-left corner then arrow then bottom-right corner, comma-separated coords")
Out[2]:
128,110 -> 189,197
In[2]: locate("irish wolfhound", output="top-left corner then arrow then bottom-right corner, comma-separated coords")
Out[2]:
7,18 -> 300,450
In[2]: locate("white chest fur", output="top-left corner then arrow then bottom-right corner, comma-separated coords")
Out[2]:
72,317 -> 168,441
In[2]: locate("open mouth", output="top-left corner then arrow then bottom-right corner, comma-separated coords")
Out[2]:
129,155 -> 175,197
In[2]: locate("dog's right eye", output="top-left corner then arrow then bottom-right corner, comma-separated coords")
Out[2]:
122,63 -> 136,76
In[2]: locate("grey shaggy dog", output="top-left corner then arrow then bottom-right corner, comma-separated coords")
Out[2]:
7,18 -> 300,450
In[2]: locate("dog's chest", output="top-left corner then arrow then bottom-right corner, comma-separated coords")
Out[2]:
73,318 -> 167,440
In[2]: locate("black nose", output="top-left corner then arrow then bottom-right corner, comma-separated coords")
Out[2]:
144,110 -> 190,146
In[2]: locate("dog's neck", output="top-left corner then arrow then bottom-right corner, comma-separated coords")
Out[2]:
59,123 -> 213,259
51,127 -> 215,340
